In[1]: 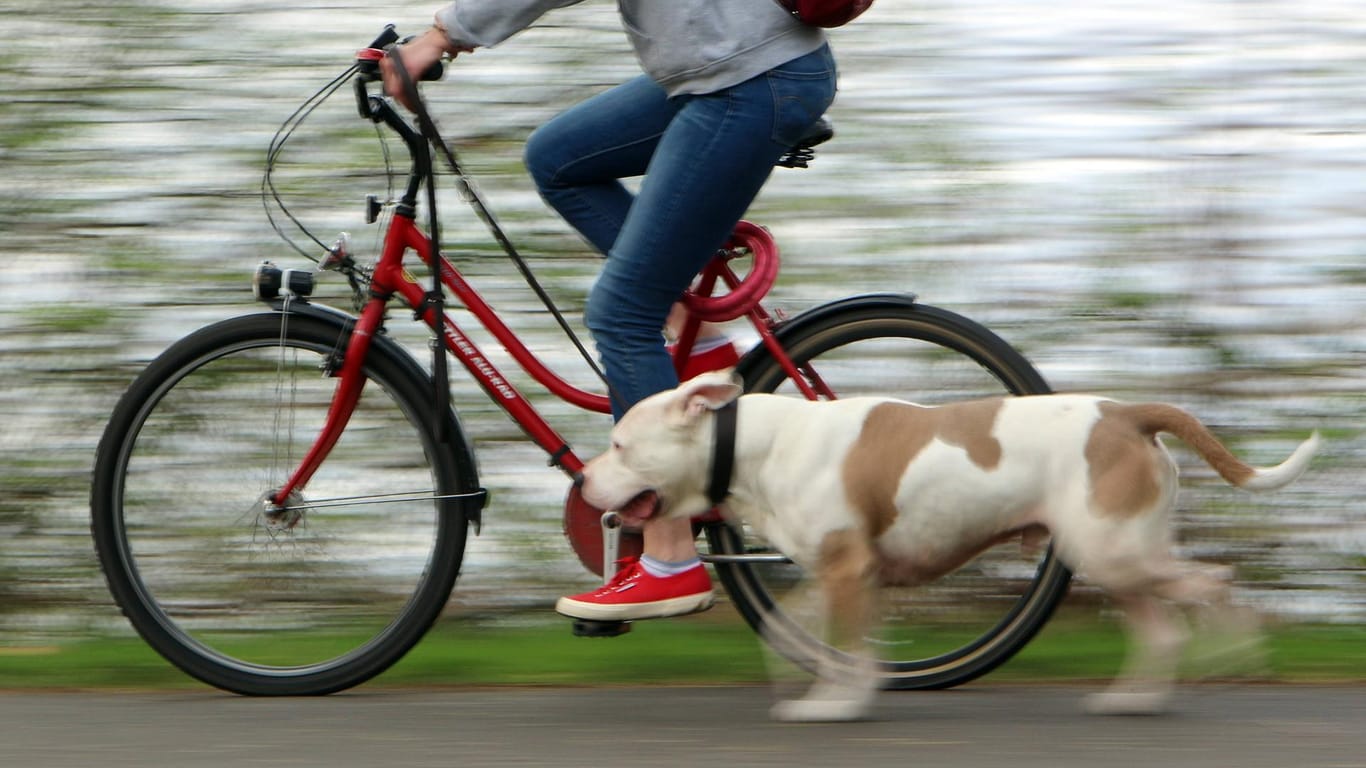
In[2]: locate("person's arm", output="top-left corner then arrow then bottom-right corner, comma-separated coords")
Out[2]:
382,1 -> 581,110
434,0 -> 583,50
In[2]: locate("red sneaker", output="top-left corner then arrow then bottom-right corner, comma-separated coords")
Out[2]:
556,557 -> 715,622
671,340 -> 740,382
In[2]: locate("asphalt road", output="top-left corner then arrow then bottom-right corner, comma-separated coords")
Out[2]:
3,685 -> 1362,768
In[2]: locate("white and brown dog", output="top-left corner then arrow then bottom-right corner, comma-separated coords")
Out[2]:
578,371 -> 1319,722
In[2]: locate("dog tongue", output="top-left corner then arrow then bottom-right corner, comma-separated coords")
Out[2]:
617,490 -> 659,523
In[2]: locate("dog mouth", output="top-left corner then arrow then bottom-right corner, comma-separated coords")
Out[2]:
615,490 -> 661,523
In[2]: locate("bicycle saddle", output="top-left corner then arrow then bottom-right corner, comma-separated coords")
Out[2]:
778,116 -> 834,169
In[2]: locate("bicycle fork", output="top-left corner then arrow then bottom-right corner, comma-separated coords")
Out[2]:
266,298 -> 388,510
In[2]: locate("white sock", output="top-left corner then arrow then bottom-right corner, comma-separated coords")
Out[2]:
640,555 -> 702,578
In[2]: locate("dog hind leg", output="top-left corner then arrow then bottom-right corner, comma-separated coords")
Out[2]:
1161,563 -> 1268,681
1085,559 -> 1255,715
1085,592 -> 1188,715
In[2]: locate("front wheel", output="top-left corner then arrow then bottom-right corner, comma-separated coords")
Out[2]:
91,310 -> 475,695
705,297 -> 1071,690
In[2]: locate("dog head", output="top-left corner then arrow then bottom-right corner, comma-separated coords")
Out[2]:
579,371 -> 743,523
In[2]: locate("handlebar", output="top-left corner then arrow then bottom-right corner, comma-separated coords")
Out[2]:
351,27 -> 442,215
354,25 -> 445,84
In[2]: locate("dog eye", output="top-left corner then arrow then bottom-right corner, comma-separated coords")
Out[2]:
611,440 -> 624,452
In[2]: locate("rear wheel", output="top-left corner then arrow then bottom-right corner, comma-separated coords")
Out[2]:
705,299 -> 1070,690
91,311 -> 473,695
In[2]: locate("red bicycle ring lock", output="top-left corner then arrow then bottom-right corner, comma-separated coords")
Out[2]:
679,221 -> 780,322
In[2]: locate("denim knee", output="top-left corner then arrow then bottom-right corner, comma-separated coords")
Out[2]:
523,124 -> 557,194
584,276 -> 658,347
583,279 -> 612,341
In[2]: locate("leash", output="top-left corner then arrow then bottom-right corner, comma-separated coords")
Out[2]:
384,45 -> 631,418
384,46 -> 452,441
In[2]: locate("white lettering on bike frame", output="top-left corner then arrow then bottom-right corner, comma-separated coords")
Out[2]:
443,319 -> 518,401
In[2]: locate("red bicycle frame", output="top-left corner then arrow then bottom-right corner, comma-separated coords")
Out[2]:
269,207 -> 840,510
268,54 -> 838,510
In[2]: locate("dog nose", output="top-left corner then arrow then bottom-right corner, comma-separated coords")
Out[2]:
572,472 -> 585,488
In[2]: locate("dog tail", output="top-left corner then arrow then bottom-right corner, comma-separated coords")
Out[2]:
1123,403 -> 1320,491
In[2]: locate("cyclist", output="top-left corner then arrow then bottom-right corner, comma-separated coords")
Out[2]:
385,1 -> 837,623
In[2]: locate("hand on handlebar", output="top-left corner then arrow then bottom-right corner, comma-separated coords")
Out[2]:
380,27 -> 466,112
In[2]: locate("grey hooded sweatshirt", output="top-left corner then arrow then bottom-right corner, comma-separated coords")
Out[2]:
435,0 -> 827,96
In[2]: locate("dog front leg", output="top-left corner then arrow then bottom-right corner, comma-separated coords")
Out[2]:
771,531 -> 879,723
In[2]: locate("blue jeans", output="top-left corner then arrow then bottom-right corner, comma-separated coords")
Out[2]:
524,46 -> 838,418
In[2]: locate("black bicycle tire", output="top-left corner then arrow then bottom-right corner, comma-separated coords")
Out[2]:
91,311 -> 470,695
705,300 -> 1072,690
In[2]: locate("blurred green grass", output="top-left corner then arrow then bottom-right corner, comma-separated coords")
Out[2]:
1,610 -> 1361,691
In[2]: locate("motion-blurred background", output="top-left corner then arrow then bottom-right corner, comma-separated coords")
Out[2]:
1,0 -> 1360,672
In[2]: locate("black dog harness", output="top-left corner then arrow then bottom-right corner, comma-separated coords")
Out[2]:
707,400 -> 738,506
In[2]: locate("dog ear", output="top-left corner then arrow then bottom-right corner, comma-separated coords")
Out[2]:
676,370 -> 743,424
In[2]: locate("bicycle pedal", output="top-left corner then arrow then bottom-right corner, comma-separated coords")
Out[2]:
571,619 -> 632,638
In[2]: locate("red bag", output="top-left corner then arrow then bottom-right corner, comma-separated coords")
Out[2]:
775,0 -> 874,28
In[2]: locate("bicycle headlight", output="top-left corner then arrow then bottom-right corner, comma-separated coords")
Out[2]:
253,261 -> 314,301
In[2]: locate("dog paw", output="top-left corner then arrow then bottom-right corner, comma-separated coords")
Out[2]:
1083,690 -> 1171,716
771,696 -> 872,723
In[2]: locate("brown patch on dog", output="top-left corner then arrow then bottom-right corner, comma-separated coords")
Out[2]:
842,404 -> 930,537
842,400 -> 1005,537
938,398 -> 1005,470
1086,402 -> 1165,518
1086,401 -> 1263,517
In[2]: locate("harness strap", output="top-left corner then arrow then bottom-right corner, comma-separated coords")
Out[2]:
708,400 -> 738,506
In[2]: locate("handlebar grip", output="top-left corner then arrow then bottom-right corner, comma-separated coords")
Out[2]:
419,58 -> 445,82
397,34 -> 447,82
354,27 -> 444,95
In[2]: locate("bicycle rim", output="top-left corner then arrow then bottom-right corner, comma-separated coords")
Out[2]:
707,303 -> 1070,690
92,313 -> 466,694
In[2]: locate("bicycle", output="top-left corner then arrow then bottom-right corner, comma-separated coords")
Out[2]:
90,27 -> 1070,697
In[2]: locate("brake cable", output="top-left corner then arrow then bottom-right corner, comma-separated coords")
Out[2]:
262,66 -> 361,262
